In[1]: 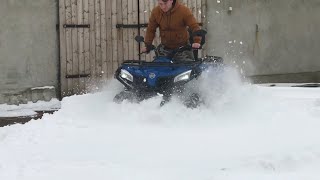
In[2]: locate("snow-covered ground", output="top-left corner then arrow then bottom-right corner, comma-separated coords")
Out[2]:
0,99 -> 61,118
1,67 -> 320,180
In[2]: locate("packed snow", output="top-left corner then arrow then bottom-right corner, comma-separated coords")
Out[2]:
1,67 -> 320,180
0,99 -> 60,118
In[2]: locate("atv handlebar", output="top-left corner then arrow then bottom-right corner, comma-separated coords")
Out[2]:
138,45 -> 156,55
136,29 -> 207,57
171,44 -> 205,54
139,45 -> 200,57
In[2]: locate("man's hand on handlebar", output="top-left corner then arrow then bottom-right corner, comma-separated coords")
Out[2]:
141,46 -> 148,53
141,44 -> 154,53
192,43 -> 201,49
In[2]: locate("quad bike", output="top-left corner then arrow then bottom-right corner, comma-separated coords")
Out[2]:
113,30 -> 223,108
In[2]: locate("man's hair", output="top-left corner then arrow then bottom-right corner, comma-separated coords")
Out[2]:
159,0 -> 176,5
160,0 -> 176,3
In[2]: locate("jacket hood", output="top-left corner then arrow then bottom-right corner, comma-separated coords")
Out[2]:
171,0 -> 180,13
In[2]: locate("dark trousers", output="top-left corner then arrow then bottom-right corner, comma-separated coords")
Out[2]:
157,44 -> 195,61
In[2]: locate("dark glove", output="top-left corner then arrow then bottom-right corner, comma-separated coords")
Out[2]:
145,44 -> 154,53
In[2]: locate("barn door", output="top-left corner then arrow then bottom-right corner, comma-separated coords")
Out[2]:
59,0 -> 120,97
59,0 -> 207,97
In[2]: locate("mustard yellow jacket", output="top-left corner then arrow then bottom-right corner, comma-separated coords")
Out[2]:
145,0 -> 201,49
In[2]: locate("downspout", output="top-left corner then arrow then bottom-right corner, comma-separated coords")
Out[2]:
137,0 -> 141,61
56,0 -> 62,100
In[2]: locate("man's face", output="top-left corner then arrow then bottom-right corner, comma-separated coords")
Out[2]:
158,0 -> 174,12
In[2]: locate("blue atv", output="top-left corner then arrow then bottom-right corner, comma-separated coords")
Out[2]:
114,30 -> 223,108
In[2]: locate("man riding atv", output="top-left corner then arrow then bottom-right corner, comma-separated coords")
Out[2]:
113,0 -> 223,108
142,0 -> 202,61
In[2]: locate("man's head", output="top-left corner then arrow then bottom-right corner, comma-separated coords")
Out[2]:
158,0 -> 174,13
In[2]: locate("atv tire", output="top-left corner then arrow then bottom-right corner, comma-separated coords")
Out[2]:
113,91 -> 136,103
184,93 -> 201,108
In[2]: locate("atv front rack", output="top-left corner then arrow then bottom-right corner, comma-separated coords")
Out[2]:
121,60 -> 201,67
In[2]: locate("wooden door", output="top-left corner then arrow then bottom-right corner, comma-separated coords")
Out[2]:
59,0 -> 207,97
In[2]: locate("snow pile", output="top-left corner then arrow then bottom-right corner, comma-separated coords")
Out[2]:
0,67 -> 320,180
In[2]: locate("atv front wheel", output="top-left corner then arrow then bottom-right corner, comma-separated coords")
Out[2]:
184,93 -> 201,108
113,91 -> 136,103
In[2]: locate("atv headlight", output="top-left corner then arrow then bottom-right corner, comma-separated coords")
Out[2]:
120,69 -> 133,82
174,70 -> 192,83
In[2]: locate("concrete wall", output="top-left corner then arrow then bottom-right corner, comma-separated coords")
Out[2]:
206,0 -> 320,83
0,0 -> 59,104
